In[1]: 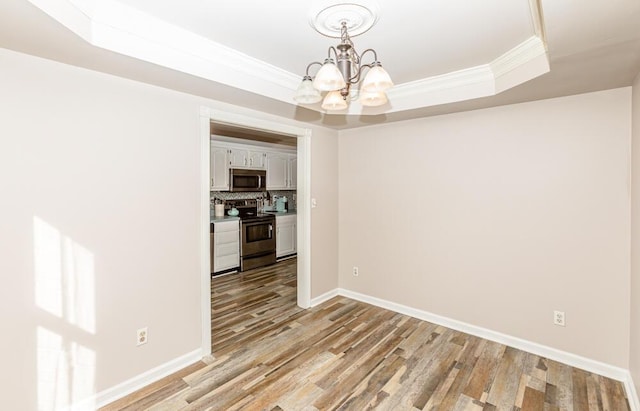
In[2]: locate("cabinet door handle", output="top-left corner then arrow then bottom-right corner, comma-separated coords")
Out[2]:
211,178 -> 214,187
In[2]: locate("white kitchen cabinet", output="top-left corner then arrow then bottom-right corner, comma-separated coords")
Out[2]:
289,156 -> 297,189
248,150 -> 265,168
266,152 -> 297,190
210,145 -> 229,191
213,220 -> 239,273
276,214 -> 296,258
266,153 -> 289,189
228,148 -> 266,169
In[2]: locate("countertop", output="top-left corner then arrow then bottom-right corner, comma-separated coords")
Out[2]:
210,214 -> 240,223
264,209 -> 296,216
210,210 -> 296,223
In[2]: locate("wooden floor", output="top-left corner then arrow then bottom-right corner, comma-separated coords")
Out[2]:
102,258 -> 631,410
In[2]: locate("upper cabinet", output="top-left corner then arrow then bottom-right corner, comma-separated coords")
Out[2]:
210,144 -> 229,191
228,148 -> 266,169
266,152 -> 296,190
289,156 -> 297,189
210,138 -> 296,191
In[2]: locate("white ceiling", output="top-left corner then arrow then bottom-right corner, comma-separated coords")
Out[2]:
1,0 -> 639,129
120,0 -> 536,84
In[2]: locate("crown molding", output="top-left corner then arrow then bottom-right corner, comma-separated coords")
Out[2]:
528,0 -> 548,46
491,36 -> 548,79
345,35 -> 549,115
29,0 -> 300,99
29,0 -> 549,117
492,37 -> 549,94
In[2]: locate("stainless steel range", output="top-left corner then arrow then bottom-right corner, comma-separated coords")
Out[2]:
225,199 -> 276,271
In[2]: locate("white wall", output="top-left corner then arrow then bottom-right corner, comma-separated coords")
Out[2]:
0,48 -> 339,410
339,88 -> 632,368
631,73 -> 640,391
311,131 -> 340,297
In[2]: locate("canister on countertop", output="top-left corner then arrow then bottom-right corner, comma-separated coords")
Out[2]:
214,204 -> 225,217
275,196 -> 287,212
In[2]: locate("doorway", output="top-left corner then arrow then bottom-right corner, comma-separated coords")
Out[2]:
199,107 -> 311,356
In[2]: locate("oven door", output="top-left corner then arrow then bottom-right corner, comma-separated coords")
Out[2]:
241,217 -> 276,257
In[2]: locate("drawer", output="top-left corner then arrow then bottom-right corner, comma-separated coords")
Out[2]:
276,215 -> 296,224
216,242 -> 238,257
214,220 -> 239,233
214,253 -> 239,272
215,230 -> 238,245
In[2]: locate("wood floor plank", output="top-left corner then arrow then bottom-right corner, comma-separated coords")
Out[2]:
437,336 -> 482,410
101,258 -> 632,411
485,346 -> 527,409
336,354 -> 405,411
99,361 -> 207,411
572,368 -> 591,411
462,340 -> 506,401
522,386 -> 546,411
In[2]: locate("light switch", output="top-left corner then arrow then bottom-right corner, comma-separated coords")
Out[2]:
311,198 -> 317,208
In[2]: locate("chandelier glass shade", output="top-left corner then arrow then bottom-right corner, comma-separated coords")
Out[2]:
294,76 -> 322,104
361,64 -> 393,93
294,22 -> 393,111
313,59 -> 347,91
321,90 -> 349,110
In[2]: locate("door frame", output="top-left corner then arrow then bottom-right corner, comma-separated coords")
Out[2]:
199,106 -> 312,355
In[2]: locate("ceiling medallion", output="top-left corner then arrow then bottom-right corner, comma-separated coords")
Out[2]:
309,3 -> 379,38
295,2 -> 392,112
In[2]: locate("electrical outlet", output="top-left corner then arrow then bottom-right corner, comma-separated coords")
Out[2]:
137,327 -> 148,346
553,311 -> 565,327
353,266 -> 359,276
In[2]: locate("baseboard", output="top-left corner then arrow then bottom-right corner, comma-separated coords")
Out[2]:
310,288 -> 340,307
276,253 -> 297,262
93,348 -> 203,409
333,288 -> 631,384
624,372 -> 640,411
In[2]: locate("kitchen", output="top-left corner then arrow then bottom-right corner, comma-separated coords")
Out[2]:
209,122 -> 298,277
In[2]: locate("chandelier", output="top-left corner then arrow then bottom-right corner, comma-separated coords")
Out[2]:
294,21 -> 393,111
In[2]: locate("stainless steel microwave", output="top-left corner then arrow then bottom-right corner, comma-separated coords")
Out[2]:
230,168 -> 266,192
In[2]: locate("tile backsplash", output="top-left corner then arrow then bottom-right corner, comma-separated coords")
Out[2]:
211,190 -> 297,209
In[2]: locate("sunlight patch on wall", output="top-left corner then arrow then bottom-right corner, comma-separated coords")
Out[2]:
34,216 -> 97,410
34,217 -> 63,318
61,236 -> 96,334
34,216 -> 96,333
37,327 -> 96,411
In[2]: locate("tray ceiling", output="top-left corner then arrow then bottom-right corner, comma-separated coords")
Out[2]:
1,0 -> 639,128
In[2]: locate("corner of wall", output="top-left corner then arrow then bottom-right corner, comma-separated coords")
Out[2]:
630,71 -> 640,399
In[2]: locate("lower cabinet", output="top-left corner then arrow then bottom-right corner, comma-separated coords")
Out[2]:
213,219 -> 239,273
276,214 -> 296,258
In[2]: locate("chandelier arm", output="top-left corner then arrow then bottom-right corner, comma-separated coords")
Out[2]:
305,61 -> 323,77
359,48 -> 379,64
347,49 -> 381,84
350,61 -> 377,84
326,46 -> 339,61
347,64 -> 360,84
